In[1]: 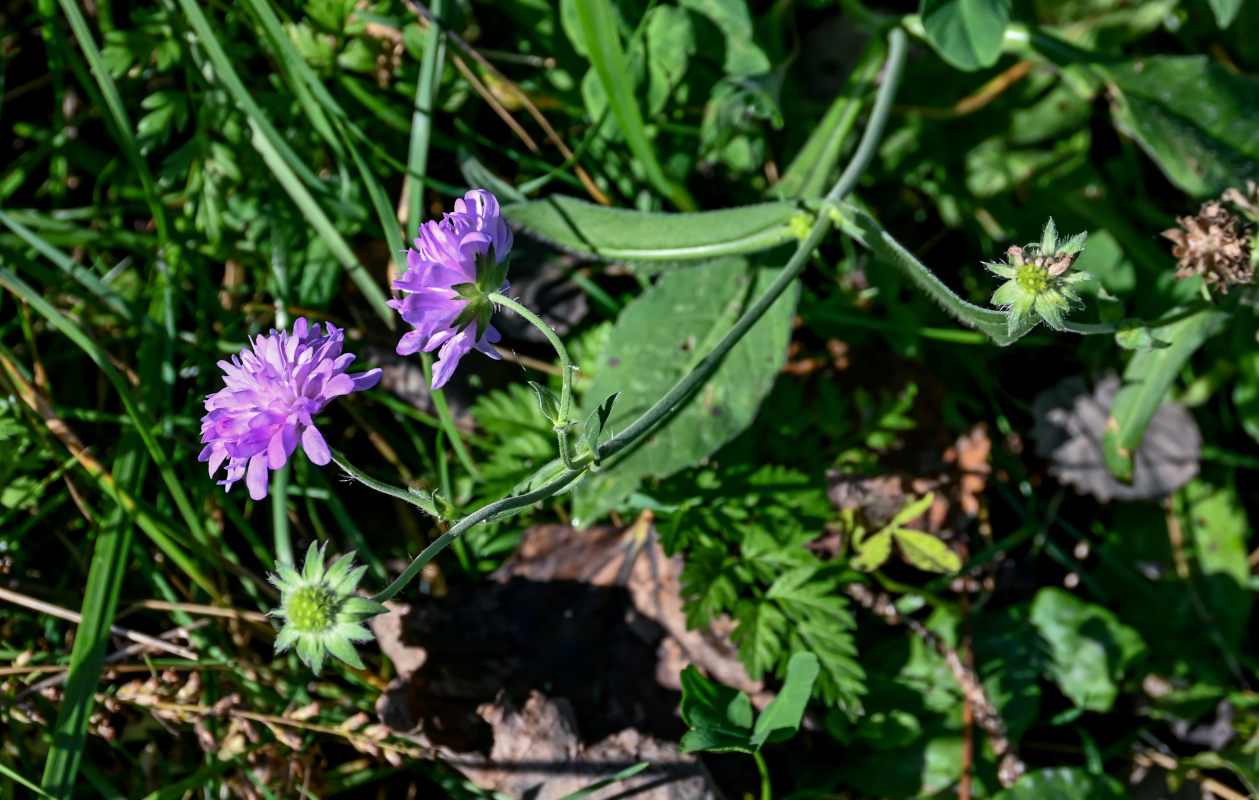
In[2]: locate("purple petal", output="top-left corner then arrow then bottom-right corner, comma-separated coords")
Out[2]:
266,428 -> 289,469
302,426 -> 331,466
246,453 -> 270,500
352,368 -> 382,391
320,373 -> 355,399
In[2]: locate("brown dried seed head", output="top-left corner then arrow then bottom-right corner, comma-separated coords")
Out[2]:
1222,180 -> 1259,221
1162,198 -> 1254,294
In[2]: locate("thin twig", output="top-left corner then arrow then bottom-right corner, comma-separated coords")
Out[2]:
108,695 -> 433,759
1136,749 -> 1251,800
959,588 -> 974,800
403,0 -> 612,205
449,51 -> 540,153
847,584 -> 1025,788
13,620 -> 210,701
0,586 -> 199,661
895,60 -> 1034,118
119,600 -> 271,625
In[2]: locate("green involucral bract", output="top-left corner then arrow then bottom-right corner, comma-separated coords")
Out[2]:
269,542 -> 386,674
986,218 -> 1091,336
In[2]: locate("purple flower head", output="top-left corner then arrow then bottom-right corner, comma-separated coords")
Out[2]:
389,189 -> 513,389
199,318 -> 381,500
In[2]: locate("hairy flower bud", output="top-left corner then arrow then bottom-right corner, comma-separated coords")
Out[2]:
269,543 -> 385,674
986,219 -> 1091,335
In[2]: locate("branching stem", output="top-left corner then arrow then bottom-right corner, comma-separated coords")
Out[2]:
488,291 -> 578,465
343,26 -> 910,603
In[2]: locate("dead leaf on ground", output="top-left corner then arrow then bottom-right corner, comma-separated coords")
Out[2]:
452,691 -> 716,800
1032,374 -> 1200,502
371,514 -> 735,798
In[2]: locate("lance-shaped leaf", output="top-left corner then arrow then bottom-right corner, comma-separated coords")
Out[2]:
503,195 -> 807,268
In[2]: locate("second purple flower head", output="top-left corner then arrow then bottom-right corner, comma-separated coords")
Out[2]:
390,189 -> 513,389
199,318 -> 381,501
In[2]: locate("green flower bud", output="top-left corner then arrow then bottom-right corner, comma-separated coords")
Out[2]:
269,542 -> 386,675
986,218 -> 1091,336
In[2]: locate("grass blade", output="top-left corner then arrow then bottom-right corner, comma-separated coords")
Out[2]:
0,266 -> 209,547
0,762 -> 54,798
41,442 -> 139,797
572,0 -> 696,210
402,0 -> 480,480
172,0 -> 394,325
53,0 -> 169,247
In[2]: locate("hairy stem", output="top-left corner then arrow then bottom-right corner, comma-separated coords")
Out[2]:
361,27 -> 908,603
488,292 -> 573,418
331,451 -> 440,516
370,469 -> 583,603
272,465 -> 292,565
489,291 -> 578,466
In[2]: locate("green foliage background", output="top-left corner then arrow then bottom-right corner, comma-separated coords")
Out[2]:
1,0 -> 1258,797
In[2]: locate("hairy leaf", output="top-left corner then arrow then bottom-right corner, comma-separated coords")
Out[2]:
505,195 -> 805,266
572,257 -> 796,523
1104,56 -> 1259,197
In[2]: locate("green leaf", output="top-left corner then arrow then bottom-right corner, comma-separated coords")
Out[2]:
504,195 -> 805,267
1208,0 -> 1245,28
527,381 -> 562,425
920,0 -> 1012,71
1103,56 -> 1259,197
573,258 -> 796,523
644,5 -> 695,116
892,529 -> 961,574
1102,307 -> 1226,480
582,392 -> 620,458
732,597 -> 789,679
679,729 -> 757,754
994,768 -> 1128,799
1235,348 -> 1259,445
1174,480 -> 1251,650
678,665 -> 755,754
887,491 -> 934,528
1114,322 -> 1171,350
851,528 -> 894,572
750,652 -> 819,747
1029,587 -> 1147,713
676,0 -> 770,75
766,567 -> 847,619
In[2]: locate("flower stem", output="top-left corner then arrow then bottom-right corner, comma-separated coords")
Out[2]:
370,468 -> 584,603
330,451 -> 440,517
364,27 -> 908,604
272,465 -> 293,565
488,292 -> 577,463
753,751 -> 773,800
